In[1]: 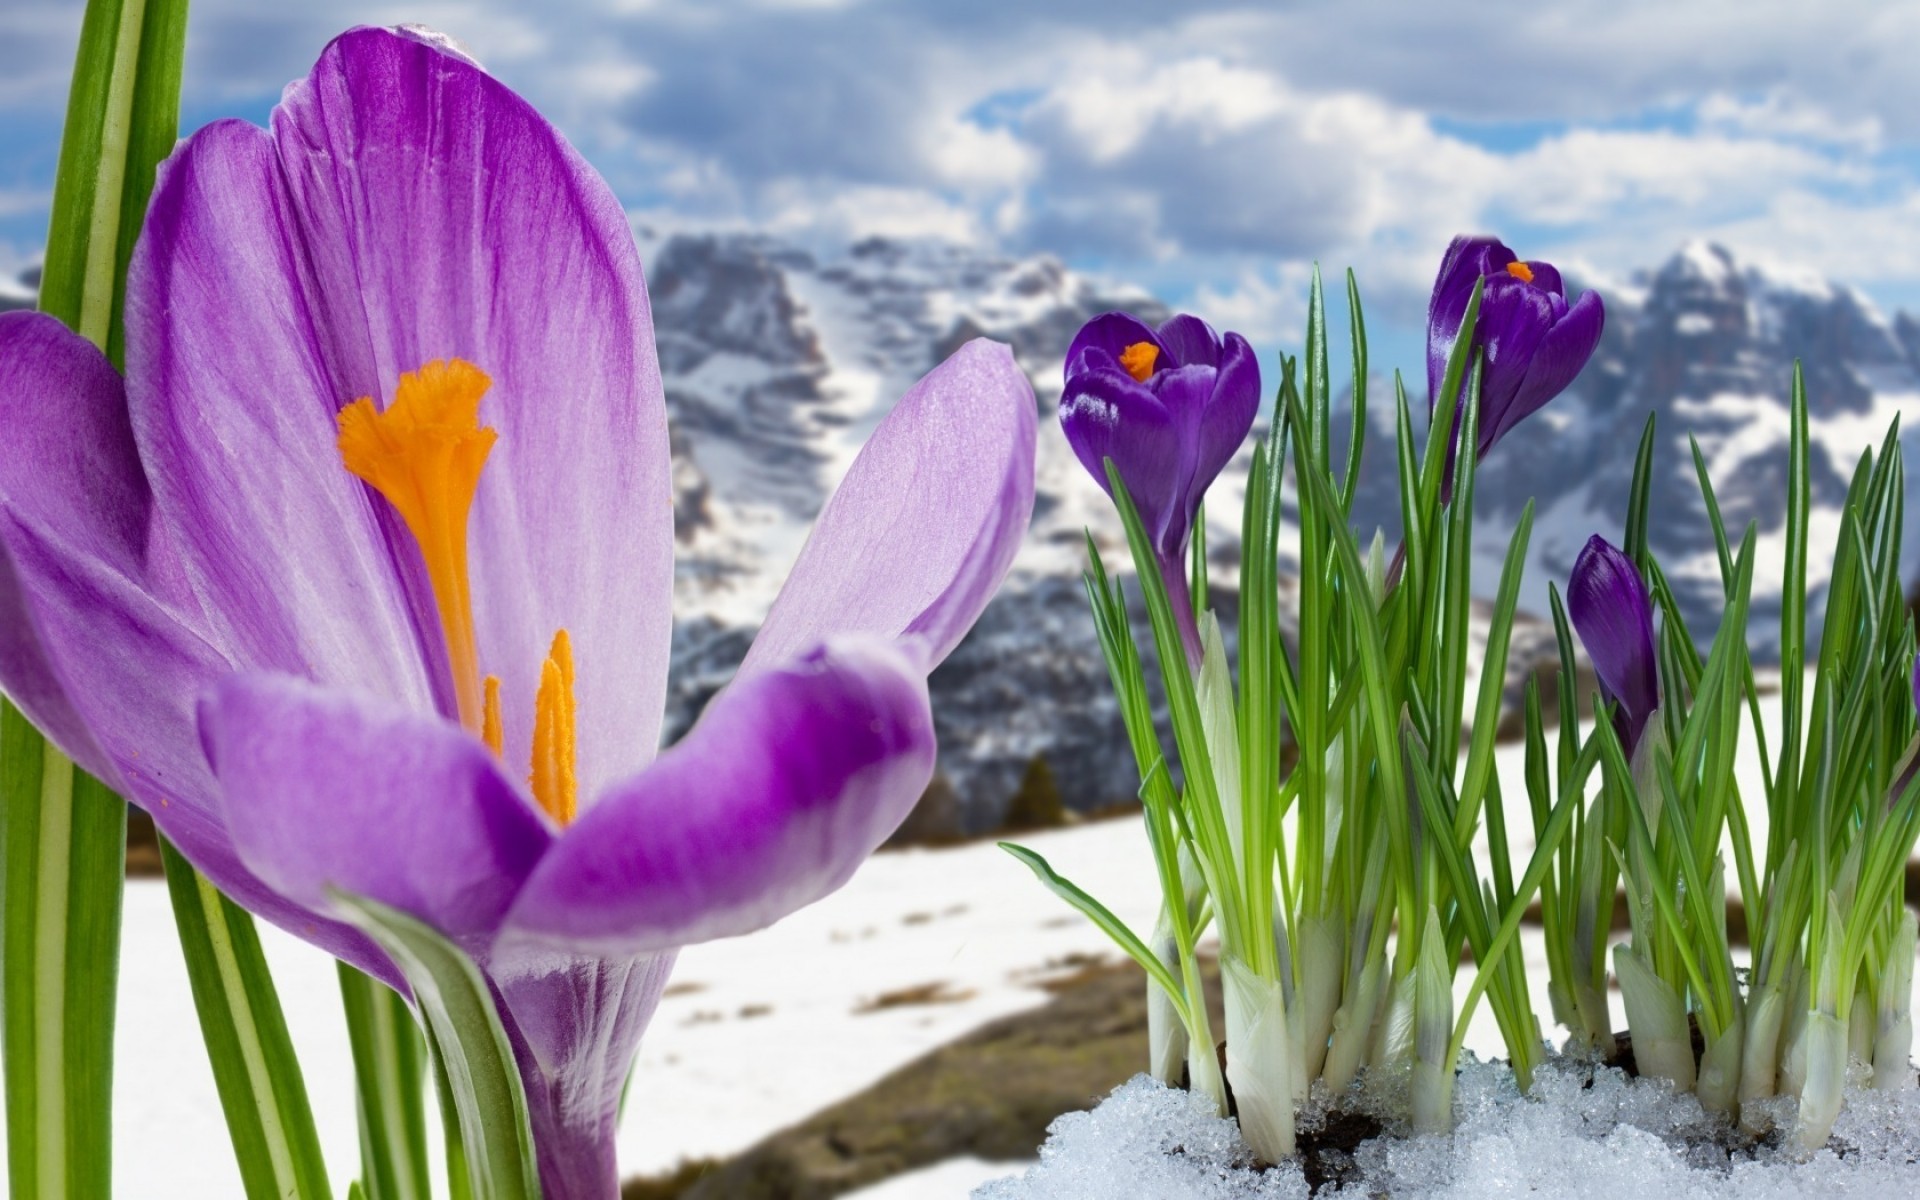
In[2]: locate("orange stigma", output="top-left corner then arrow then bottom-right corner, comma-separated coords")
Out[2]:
337,358 -> 497,733
530,630 -> 578,826
1506,261 -> 1535,284
1119,341 -> 1160,383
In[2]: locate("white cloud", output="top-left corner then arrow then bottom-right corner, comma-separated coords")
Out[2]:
7,0 -> 1920,334
1697,91 -> 1882,151
759,182 -> 991,247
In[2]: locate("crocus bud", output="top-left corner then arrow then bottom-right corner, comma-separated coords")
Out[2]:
1061,312 -> 1259,667
1427,236 -> 1604,494
1568,534 -> 1659,756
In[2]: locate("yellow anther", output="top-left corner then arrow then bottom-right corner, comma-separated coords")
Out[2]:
530,629 -> 578,827
337,359 -> 497,733
482,675 -> 503,758
1119,341 -> 1160,383
1506,261 -> 1535,284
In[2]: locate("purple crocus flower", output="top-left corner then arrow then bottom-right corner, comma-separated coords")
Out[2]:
1567,535 -> 1659,756
1427,236 -> 1605,495
1059,312 -> 1259,668
0,27 -> 1034,1197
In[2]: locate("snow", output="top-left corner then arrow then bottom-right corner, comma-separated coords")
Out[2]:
979,1063 -> 1920,1199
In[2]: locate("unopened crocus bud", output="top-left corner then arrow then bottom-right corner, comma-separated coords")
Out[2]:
1061,312 -> 1259,667
1428,236 -> 1604,495
1568,535 -> 1659,757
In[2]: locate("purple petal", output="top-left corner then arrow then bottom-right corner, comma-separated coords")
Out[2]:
1496,290 -> 1605,446
1061,365 -> 1187,557
1182,332 -> 1261,519
499,636 -> 935,958
1156,314 -> 1225,369
1568,535 -> 1658,752
1523,260 -> 1566,297
203,672 -> 552,955
0,511 -> 397,983
0,311 -> 165,780
128,117 -> 442,715
0,317 -> 397,980
1473,276 -> 1561,450
1427,235 -> 1515,405
492,953 -> 675,1200
740,339 -> 1035,675
270,27 -> 674,793
1066,312 -> 1163,377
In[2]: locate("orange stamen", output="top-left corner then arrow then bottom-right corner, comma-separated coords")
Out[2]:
482,675 -> 503,758
1119,341 -> 1160,383
337,359 -> 497,733
1506,261 -> 1535,284
530,629 -> 578,826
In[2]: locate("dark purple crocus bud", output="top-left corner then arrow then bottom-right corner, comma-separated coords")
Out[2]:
1428,236 -> 1605,497
1568,535 -> 1659,756
1060,312 -> 1259,669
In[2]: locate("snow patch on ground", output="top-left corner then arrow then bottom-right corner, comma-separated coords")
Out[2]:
980,1064 -> 1920,1199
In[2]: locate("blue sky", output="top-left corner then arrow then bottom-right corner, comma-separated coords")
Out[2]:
6,0 -> 1920,377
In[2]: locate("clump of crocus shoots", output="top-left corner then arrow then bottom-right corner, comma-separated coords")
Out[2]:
1009,237 -> 1918,1161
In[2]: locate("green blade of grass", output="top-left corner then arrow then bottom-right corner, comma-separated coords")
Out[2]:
3,2 -> 188,1194
159,839 -> 335,1200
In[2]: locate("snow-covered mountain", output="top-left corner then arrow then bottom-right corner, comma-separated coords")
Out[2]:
640,232 -> 1173,835
5,236 -> 1917,834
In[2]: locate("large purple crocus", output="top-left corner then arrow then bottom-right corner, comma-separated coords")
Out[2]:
1427,236 -> 1605,496
1567,535 -> 1659,756
1059,312 -> 1259,668
0,28 -> 1034,1198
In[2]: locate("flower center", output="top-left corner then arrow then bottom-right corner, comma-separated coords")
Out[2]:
1505,261 -> 1535,284
1119,341 -> 1160,383
338,359 -> 579,826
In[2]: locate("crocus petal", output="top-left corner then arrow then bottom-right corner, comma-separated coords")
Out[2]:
1061,365 -> 1188,556
1495,290 -> 1605,447
493,953 -> 675,1200
500,636 -> 935,958
1067,311 -> 1164,375
1184,332 -> 1261,517
1156,314 -> 1226,369
203,672 -> 552,956
0,515 -> 393,985
0,311 -> 168,780
740,339 -> 1035,674
1524,260 -> 1566,297
1427,235 -> 1515,404
1473,277 -> 1561,447
0,315 -> 392,979
270,27 -> 674,792
128,116 -> 442,716
1568,535 -> 1659,752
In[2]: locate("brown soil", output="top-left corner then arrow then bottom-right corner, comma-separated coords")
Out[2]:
622,957 -> 1222,1200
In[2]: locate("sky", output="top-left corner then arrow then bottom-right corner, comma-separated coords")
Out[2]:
6,0 -> 1920,373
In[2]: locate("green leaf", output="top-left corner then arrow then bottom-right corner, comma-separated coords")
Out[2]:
4,1 -> 188,1193
1,706 -> 126,1200
339,964 -> 432,1200
40,0 -> 191,363
999,843 -> 1189,1010
332,893 -> 543,1200
159,838 -> 334,1200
